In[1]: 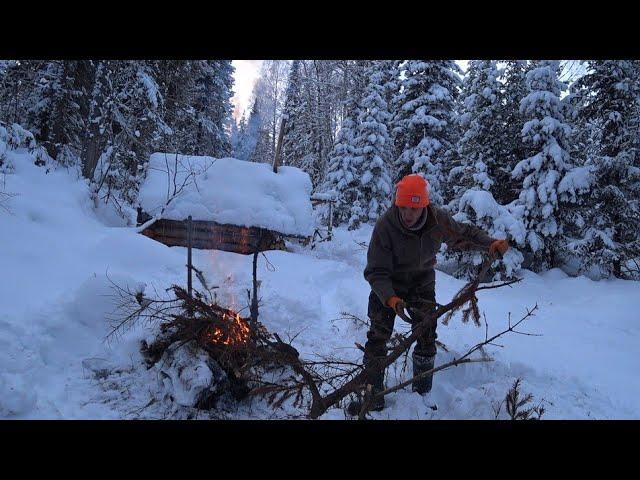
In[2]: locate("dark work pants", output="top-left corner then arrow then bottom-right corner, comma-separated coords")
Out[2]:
363,286 -> 438,370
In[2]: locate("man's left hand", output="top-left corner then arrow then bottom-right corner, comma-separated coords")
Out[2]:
489,239 -> 509,258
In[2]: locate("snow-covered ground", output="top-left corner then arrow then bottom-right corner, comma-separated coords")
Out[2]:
1,160 -> 639,419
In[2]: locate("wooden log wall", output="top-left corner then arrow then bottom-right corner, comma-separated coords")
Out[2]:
141,218 -> 289,255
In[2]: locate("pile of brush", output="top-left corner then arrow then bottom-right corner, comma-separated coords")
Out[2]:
137,286 -> 304,410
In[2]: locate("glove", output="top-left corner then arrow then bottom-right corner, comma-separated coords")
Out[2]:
386,296 -> 407,317
489,239 -> 509,258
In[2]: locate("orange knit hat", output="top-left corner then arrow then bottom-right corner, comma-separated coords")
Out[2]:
395,174 -> 430,208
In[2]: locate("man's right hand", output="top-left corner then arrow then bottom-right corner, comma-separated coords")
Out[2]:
387,296 -> 407,317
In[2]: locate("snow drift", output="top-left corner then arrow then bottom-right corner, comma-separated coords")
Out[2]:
138,154 -> 314,237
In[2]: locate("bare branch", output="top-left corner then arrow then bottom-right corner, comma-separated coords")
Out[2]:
136,155 -> 215,233
304,256 -> 536,419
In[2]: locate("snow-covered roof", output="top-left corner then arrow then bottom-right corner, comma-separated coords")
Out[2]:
138,153 -> 314,237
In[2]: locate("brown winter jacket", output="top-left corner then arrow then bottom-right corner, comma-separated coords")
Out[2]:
364,204 -> 494,304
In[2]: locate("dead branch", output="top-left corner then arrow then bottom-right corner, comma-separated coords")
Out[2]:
104,272 -> 179,342
435,340 -> 450,353
304,255 -> 530,419
373,305 -> 538,401
442,255 -> 522,326
241,253 -> 531,419
331,312 -> 369,330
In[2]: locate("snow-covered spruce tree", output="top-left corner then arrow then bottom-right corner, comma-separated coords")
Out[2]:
551,73 -> 596,272
188,60 -> 234,158
308,61 -> 373,189
444,189 -> 527,280
281,60 -> 308,168
449,60 -> 504,208
234,98 -> 263,162
564,73 -> 591,165
378,60 -> 403,163
153,60 -> 193,154
495,60 -> 530,205
391,60 -> 462,206
230,113 -> 253,161
564,60 -> 640,279
155,61 -> 234,158
282,62 -> 317,175
321,87 -> 361,227
251,128 -> 272,164
250,119 -> 272,164
0,60 -> 45,127
347,61 -> 394,230
310,61 -> 348,188
444,61 -> 524,279
280,61 -> 373,190
512,60 -> 575,272
2,60 -> 92,165
0,121 -> 53,173
79,60 -> 109,180
90,61 -> 167,209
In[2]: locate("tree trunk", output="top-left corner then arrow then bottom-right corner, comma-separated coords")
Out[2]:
80,62 -> 103,180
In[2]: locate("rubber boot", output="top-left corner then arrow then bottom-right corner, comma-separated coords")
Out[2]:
412,352 -> 435,395
347,354 -> 385,415
366,364 -> 386,411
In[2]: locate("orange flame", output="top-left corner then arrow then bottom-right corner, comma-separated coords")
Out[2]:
204,311 -> 251,346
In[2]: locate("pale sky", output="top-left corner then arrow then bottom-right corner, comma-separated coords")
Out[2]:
230,60 -> 470,122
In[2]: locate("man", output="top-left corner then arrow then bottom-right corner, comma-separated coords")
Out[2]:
358,174 -> 508,411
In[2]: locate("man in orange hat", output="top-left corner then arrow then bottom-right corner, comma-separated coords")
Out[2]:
358,173 -> 508,411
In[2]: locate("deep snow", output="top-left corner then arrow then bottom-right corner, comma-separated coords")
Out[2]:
1,159 -> 639,419
138,154 -> 314,237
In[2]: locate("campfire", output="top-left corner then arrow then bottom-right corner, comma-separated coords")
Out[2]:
202,309 -> 251,346
131,286 -> 302,410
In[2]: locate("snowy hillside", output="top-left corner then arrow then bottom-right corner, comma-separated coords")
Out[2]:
1,154 -> 639,419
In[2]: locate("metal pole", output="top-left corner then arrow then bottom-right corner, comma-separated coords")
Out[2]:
187,215 -> 193,298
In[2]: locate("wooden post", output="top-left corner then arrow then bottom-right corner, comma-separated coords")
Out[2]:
250,250 -> 259,326
187,215 -> 193,298
328,200 -> 334,241
272,117 -> 287,173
